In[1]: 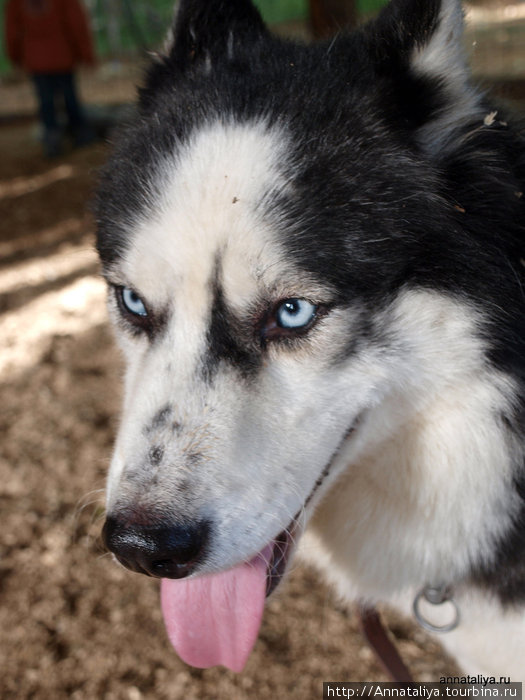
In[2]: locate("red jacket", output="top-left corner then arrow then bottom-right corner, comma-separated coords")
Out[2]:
5,0 -> 95,73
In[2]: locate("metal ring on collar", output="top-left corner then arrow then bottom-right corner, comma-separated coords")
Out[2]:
413,585 -> 460,633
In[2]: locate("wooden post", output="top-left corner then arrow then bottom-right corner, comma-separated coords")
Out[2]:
309,0 -> 357,38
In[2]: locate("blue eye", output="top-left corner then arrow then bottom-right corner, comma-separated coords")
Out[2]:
121,287 -> 148,317
276,298 -> 317,329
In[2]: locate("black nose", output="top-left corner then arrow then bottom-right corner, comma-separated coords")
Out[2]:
102,514 -> 209,579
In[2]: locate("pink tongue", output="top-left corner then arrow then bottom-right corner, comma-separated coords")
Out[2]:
160,548 -> 270,673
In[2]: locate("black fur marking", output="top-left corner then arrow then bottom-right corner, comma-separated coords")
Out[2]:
472,508 -> 525,605
147,405 -> 173,433
149,445 -> 164,466
203,277 -> 261,381
471,412 -> 525,605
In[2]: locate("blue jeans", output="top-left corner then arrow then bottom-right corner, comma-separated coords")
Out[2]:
32,72 -> 85,130
32,72 -> 91,155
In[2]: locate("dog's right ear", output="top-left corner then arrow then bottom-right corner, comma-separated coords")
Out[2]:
166,0 -> 268,69
363,0 -> 482,152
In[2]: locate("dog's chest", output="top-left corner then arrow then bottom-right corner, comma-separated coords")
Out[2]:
302,388 -> 517,601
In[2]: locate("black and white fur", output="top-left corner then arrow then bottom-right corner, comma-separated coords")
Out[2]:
96,0 -> 525,677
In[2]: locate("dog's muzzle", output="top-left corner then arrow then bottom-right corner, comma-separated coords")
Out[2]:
102,514 -> 210,579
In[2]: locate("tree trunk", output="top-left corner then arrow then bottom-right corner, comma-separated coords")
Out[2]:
309,0 -> 357,38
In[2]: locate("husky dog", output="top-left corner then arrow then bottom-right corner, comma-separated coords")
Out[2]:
96,0 -> 525,678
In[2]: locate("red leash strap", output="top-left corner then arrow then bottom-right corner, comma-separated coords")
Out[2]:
357,605 -> 414,682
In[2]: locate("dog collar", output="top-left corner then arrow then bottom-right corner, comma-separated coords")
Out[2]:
358,586 -> 460,682
413,584 -> 460,633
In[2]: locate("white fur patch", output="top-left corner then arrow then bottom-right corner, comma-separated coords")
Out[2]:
116,120 -> 292,308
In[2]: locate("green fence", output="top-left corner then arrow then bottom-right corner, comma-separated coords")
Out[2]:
86,0 -> 306,58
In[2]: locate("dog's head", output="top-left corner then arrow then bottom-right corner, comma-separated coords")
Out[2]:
95,0 -> 492,671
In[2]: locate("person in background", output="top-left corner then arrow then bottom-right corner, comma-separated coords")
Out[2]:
5,0 -> 96,157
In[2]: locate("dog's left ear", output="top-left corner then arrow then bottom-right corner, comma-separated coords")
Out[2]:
366,0 -> 480,149
139,0 -> 268,110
